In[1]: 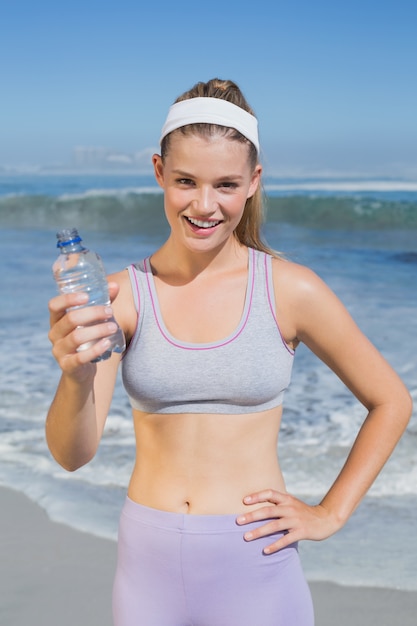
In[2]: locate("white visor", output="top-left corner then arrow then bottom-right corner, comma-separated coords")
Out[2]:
160,97 -> 259,154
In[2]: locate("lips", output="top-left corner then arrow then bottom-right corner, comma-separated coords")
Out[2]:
185,216 -> 222,229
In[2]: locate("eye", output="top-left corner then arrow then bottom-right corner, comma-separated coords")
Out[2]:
218,181 -> 238,190
176,178 -> 195,186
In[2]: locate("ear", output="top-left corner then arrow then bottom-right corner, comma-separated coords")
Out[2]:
152,154 -> 165,188
247,164 -> 262,199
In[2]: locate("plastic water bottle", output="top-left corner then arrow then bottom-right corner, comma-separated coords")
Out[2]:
53,228 -> 125,362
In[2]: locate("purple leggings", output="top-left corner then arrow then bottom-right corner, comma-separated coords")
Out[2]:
113,497 -> 314,625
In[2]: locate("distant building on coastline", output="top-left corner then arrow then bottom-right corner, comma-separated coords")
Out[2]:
72,146 -> 155,171
72,146 -> 112,168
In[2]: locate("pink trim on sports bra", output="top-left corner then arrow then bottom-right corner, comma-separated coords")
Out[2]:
143,248 -> 256,351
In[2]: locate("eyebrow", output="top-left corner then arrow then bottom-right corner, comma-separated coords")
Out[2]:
171,169 -> 245,181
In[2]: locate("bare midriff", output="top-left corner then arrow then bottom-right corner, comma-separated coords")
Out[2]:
127,405 -> 286,516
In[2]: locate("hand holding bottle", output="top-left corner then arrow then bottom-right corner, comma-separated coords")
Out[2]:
50,229 -> 125,368
48,283 -> 121,374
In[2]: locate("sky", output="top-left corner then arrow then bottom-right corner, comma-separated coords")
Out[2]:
2,0 -> 417,177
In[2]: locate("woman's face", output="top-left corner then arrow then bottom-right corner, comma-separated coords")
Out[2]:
152,133 -> 261,254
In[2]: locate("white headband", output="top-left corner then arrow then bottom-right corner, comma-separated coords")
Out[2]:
160,97 -> 260,154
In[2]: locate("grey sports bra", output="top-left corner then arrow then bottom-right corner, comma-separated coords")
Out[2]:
121,248 -> 294,414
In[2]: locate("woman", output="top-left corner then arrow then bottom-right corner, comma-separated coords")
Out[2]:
46,78 -> 412,625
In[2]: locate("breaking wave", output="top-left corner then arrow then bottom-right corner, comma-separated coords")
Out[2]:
1,188 -> 416,233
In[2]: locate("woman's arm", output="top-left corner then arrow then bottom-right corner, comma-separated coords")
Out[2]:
46,276 -> 130,471
237,261 -> 412,551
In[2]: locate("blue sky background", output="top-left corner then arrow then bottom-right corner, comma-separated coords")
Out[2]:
2,0 -> 416,177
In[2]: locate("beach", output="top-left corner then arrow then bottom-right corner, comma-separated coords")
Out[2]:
1,485 -> 416,626
0,174 -> 416,621
0,486 -> 115,626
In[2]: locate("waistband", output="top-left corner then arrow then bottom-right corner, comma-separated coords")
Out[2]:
122,497 -> 250,533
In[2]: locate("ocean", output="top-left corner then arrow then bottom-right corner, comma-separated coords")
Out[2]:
0,172 -> 416,591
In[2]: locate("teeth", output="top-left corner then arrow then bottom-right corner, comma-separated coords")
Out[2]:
187,217 -> 220,229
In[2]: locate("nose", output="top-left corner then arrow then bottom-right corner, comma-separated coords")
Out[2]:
192,185 -> 217,215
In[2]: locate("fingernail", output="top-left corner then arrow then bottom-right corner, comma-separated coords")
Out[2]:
244,496 -> 252,503
244,532 -> 253,540
104,306 -> 113,315
237,515 -> 246,524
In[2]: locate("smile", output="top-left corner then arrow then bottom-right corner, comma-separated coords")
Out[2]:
185,217 -> 222,229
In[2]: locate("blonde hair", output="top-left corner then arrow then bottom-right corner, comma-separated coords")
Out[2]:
161,78 -> 279,257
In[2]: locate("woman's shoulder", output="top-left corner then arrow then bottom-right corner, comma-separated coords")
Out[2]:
108,267 -> 132,295
270,255 -> 358,346
107,268 -> 138,337
270,256 -> 327,300
270,255 -> 348,323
